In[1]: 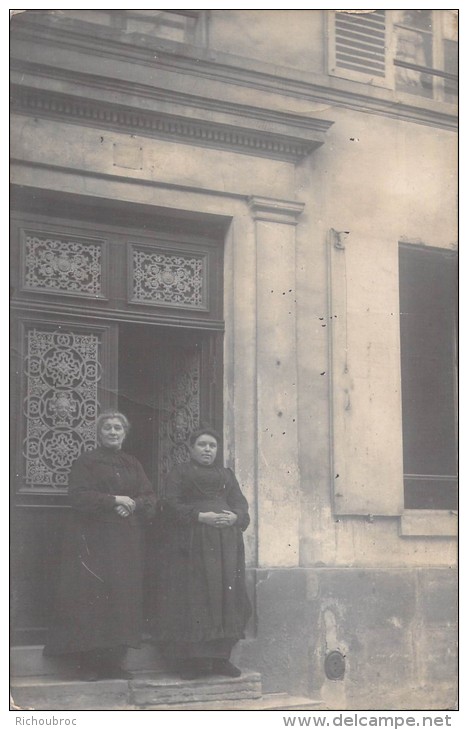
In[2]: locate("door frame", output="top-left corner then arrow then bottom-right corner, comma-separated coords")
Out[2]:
10,189 -> 226,642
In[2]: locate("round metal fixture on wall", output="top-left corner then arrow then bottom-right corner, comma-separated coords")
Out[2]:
324,650 -> 346,680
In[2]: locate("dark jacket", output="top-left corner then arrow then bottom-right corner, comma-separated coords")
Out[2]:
44,447 -> 155,656
154,460 -> 251,645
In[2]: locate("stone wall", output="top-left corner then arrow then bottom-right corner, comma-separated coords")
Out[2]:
236,567 -> 457,710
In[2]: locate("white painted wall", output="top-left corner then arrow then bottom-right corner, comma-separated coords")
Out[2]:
295,107 -> 457,567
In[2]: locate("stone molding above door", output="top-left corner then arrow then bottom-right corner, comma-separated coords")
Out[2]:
10,83 -> 333,164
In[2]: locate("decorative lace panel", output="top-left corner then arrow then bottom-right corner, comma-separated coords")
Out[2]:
130,244 -> 208,310
22,230 -> 105,298
158,347 -> 201,491
22,328 -> 101,490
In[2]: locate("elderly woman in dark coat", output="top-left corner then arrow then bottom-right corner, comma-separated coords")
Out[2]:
44,410 -> 156,681
154,427 -> 251,680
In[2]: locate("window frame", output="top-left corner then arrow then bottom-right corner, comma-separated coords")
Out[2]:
118,9 -> 208,46
399,509 -> 457,537
398,242 -> 458,514
328,10 -> 457,103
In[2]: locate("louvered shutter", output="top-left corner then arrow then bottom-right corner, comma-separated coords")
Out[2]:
330,10 -> 389,85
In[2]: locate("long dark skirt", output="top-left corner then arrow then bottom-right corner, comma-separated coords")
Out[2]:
154,522 -> 251,655
44,514 -> 144,656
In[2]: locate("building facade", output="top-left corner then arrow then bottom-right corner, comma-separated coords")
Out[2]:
10,10 -> 458,710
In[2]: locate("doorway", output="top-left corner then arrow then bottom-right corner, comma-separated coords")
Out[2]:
11,317 -> 222,643
117,321 -> 218,495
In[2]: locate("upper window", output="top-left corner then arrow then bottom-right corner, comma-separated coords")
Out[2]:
329,10 -> 458,103
56,9 -> 207,46
399,244 -> 458,510
119,10 -> 202,43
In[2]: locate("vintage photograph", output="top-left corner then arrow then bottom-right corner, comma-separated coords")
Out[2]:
9,7 -> 458,714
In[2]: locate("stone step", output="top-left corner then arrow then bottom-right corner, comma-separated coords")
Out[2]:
10,643 -> 166,677
130,671 -> 262,707
137,693 -> 327,711
10,675 -> 131,711
10,671 -> 263,711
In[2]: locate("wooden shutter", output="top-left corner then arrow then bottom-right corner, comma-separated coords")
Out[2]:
330,10 -> 389,85
328,230 -> 404,516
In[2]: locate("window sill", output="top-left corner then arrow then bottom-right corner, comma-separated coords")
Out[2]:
399,510 -> 457,537
327,72 -> 457,116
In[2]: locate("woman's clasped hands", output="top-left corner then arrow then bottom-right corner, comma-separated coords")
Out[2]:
114,495 -> 136,518
198,510 -> 238,528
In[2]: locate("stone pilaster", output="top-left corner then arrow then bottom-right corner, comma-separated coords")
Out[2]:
248,196 -> 304,567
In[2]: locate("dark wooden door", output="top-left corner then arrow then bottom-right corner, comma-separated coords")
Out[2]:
10,192 -> 225,644
10,314 -> 118,644
10,316 -> 222,643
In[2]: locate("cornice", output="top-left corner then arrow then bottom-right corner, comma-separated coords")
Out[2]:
10,15 -> 458,132
10,60 -> 334,137
11,85 -> 330,164
248,196 -> 305,225
130,49 -> 458,132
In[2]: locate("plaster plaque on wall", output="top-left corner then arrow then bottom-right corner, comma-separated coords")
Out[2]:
113,142 -> 143,170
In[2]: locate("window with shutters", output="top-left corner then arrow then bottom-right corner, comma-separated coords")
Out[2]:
399,244 -> 458,511
329,10 -> 458,103
332,9 -> 389,84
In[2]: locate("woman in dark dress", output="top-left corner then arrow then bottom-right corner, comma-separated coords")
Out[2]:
44,410 -> 156,681
155,428 -> 251,680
